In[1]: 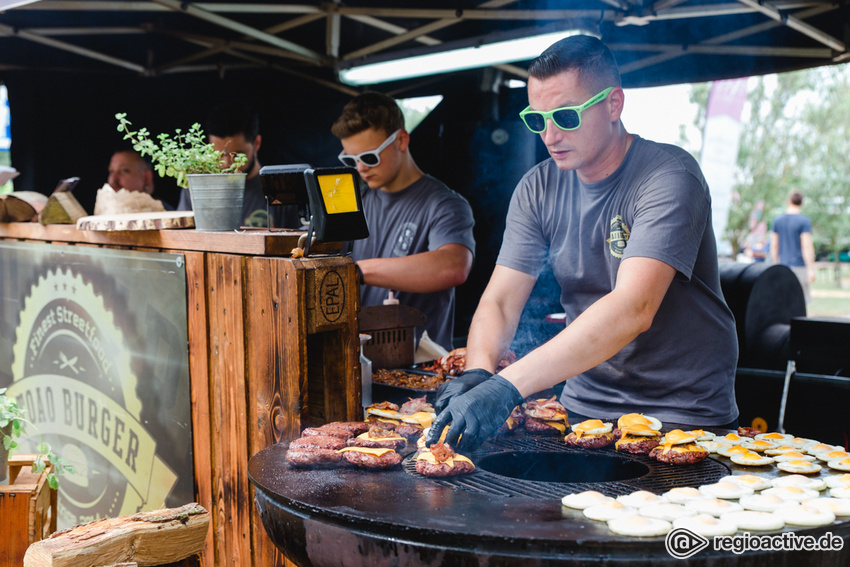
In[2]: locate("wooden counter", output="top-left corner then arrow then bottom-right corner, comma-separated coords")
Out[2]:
0,222 -> 361,567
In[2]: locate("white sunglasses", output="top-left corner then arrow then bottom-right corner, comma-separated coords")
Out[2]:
338,129 -> 401,168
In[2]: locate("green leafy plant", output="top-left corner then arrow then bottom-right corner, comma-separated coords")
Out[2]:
116,113 -> 247,189
1,387 -> 73,489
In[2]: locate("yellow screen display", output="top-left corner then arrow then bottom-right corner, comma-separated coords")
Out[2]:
318,173 -> 359,214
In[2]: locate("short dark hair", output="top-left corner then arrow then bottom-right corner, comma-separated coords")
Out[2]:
789,191 -> 804,206
331,91 -> 404,140
527,34 -> 621,93
206,100 -> 260,141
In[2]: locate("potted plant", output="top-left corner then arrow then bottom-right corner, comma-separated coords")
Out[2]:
115,113 -> 249,230
1,387 -> 73,489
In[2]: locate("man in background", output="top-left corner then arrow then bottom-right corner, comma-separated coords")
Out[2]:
108,149 -> 154,195
331,92 -> 475,351
177,100 -> 301,228
770,191 -> 815,302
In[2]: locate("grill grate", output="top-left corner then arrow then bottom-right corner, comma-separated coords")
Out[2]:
404,435 -> 730,500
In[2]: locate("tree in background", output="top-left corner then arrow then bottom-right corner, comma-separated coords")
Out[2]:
702,65 -> 850,284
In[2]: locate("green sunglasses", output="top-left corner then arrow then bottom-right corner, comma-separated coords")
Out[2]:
519,87 -> 615,133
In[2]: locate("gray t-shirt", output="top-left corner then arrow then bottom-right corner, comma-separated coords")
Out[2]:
177,175 -> 302,228
497,136 -> 738,426
353,175 -> 475,351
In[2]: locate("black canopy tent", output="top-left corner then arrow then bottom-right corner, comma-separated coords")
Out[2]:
1,0 -> 848,336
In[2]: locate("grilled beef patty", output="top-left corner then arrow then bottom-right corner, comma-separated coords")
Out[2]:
341,449 -> 402,469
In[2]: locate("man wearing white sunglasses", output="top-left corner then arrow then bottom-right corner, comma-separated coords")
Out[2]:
332,92 -> 475,352
429,35 -> 738,453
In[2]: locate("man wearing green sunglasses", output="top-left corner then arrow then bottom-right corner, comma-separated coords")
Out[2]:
429,35 -> 738,453
331,92 -> 475,352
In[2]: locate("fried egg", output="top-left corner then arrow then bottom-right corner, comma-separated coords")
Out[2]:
827,457 -> 850,472
672,513 -> 738,537
639,502 -> 697,522
819,450 -> 850,463
607,514 -> 672,537
755,432 -> 792,443
719,433 -> 744,445
699,481 -> 754,500
720,510 -> 784,531
803,497 -> 850,517
788,437 -> 818,450
741,440 -> 776,453
685,497 -> 744,517
808,443 -> 841,457
617,490 -> 664,508
739,493 -> 799,512
697,441 -> 730,454
730,451 -> 774,467
562,490 -> 614,510
763,486 -> 819,502
583,500 -> 637,521
825,474 -> 850,489
776,460 -> 822,474
718,444 -> 751,458
774,504 -> 835,527
721,474 -> 772,491
765,445 -> 798,456
771,474 -> 826,491
663,486 -> 706,504
830,486 -> 850,499
687,429 -> 715,441
773,451 -> 816,462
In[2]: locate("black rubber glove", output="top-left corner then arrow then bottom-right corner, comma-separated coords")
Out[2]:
427,375 -> 524,453
434,368 -> 493,413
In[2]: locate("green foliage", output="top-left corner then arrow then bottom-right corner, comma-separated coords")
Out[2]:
0,387 -> 74,490
116,113 -> 247,189
706,66 -> 850,271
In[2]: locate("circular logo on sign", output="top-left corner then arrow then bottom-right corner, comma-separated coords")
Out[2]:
320,270 -> 345,323
10,268 -> 173,527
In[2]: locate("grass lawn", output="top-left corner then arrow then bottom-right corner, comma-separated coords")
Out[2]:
808,262 -> 850,319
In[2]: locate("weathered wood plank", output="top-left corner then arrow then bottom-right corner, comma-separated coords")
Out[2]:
206,253 -> 251,567
23,503 -> 209,567
0,222 -> 340,256
76,211 -> 195,231
184,251 -> 215,567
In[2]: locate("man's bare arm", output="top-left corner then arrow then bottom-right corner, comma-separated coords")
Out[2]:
357,243 -> 473,294
464,266 -> 538,372
499,256 -> 677,398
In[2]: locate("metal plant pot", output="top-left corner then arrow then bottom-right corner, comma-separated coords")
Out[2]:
0,423 -> 10,483
187,173 -> 247,231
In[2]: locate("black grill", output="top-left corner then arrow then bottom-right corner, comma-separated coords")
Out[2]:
403,435 -> 729,499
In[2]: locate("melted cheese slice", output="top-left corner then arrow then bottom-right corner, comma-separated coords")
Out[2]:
337,446 -> 395,457
661,442 -> 705,455
545,421 -> 567,434
401,411 -> 434,429
572,419 -> 609,439
416,451 -> 474,469
357,431 -> 406,443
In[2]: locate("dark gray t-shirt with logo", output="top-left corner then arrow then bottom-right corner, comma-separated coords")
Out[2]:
497,136 -> 738,426
353,175 -> 475,351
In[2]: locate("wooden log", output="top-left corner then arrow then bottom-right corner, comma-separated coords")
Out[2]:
23,503 -> 209,567
76,211 -> 195,231
0,192 -> 47,222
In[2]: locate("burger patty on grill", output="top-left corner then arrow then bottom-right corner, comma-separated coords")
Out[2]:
615,436 -> 661,455
415,458 -> 475,477
327,421 -> 371,436
649,444 -> 709,464
347,436 -> 407,451
565,432 -> 615,449
302,425 -> 354,439
289,435 -> 347,451
396,423 -> 424,439
524,417 -> 566,436
285,447 -> 344,468
341,449 -> 402,469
